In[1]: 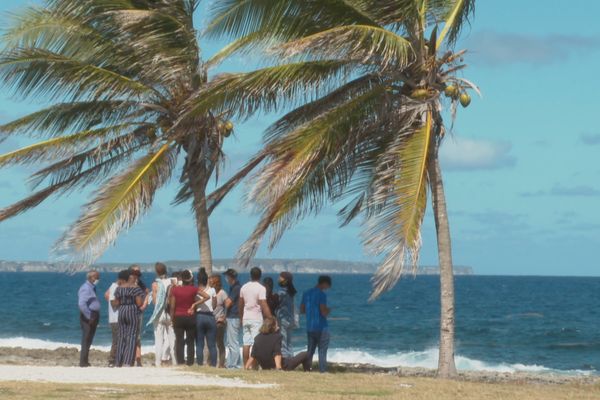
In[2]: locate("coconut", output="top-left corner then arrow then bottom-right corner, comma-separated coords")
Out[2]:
459,93 -> 471,107
411,88 -> 429,100
444,85 -> 458,98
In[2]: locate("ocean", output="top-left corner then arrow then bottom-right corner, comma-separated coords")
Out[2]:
1,272 -> 599,374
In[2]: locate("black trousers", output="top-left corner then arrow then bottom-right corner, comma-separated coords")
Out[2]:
283,351 -> 311,371
173,316 -> 196,366
80,311 -> 99,367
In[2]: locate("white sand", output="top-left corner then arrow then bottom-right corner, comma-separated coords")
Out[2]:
0,365 -> 274,388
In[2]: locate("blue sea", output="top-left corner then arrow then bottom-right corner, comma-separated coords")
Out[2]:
1,272 -> 599,374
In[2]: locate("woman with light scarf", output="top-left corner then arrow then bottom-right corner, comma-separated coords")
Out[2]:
147,262 -> 176,366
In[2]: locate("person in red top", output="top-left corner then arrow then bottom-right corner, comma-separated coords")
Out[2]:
169,270 -> 197,366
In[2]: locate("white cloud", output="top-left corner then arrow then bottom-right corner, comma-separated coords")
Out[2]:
440,137 -> 516,171
467,31 -> 600,66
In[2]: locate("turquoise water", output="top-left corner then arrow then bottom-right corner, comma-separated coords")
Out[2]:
1,272 -> 599,373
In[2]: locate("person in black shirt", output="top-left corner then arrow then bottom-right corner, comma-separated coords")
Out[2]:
245,317 -> 310,371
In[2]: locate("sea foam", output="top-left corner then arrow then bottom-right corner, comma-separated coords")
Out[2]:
327,347 -> 593,375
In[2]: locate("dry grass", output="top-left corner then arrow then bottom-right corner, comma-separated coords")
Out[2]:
1,367 -> 599,400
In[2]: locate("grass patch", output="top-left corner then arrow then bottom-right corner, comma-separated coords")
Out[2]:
1,369 -> 600,400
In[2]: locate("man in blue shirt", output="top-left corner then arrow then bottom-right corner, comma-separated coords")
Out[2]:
300,275 -> 332,373
78,270 -> 101,367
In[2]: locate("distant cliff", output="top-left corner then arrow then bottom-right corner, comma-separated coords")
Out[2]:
0,259 -> 474,275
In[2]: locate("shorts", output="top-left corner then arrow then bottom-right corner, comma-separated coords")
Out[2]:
242,319 -> 262,346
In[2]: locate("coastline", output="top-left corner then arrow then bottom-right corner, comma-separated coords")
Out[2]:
1,346 -> 598,386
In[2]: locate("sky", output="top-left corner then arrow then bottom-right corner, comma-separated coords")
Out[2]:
0,1 -> 599,276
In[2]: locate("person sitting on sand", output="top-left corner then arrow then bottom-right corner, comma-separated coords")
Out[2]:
147,262 -> 176,367
245,317 -> 310,371
77,270 -> 101,368
169,269 -> 197,366
112,269 -> 145,367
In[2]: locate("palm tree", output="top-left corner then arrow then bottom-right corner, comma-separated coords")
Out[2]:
0,0 -> 253,272
192,0 -> 477,378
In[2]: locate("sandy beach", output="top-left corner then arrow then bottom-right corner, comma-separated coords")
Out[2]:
1,347 -> 599,400
1,346 -> 599,387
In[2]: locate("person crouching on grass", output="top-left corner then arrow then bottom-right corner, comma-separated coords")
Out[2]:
245,317 -> 310,371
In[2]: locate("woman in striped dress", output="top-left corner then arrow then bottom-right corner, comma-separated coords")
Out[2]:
112,270 -> 145,367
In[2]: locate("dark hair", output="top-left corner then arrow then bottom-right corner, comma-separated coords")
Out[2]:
155,262 -> 167,276
250,267 -> 262,281
263,277 -> 273,292
118,269 -> 130,281
318,275 -> 332,287
171,271 -> 181,279
198,267 -> 209,287
223,268 -> 238,279
280,271 -> 297,297
128,264 -> 142,276
181,270 -> 193,284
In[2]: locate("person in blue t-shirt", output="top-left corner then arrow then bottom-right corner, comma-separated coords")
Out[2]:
300,275 -> 332,373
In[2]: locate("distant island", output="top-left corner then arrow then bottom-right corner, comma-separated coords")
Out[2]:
0,259 -> 474,275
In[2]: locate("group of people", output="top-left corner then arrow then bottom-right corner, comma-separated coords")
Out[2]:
77,263 -> 333,372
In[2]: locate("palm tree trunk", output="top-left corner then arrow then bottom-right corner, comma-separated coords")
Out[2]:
428,152 -> 458,379
193,184 -> 213,274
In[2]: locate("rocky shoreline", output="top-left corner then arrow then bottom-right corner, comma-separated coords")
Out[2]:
1,347 -> 597,386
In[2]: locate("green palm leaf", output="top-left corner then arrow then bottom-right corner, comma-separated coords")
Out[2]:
56,143 -> 177,263
277,25 -> 412,68
366,112 -> 432,300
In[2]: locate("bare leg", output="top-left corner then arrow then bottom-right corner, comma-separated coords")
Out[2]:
243,345 -> 251,367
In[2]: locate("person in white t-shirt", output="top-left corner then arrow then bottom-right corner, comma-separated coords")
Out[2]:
104,271 -> 127,367
239,267 -> 272,366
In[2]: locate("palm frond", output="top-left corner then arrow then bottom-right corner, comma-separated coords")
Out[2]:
0,48 -> 154,101
436,0 -> 475,48
0,124 -> 145,167
366,112 -> 433,300
206,0 -> 380,40
237,85 -> 389,265
276,24 -> 413,68
0,143 -> 140,222
0,101 -> 151,139
181,61 -> 353,121
55,143 -> 177,265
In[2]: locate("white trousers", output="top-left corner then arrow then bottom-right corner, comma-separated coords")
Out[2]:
153,318 -> 176,367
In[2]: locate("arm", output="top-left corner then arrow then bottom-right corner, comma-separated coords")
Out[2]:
151,282 -> 158,305
169,293 -> 176,321
224,296 -> 233,309
300,303 -> 306,314
238,297 -> 245,322
135,295 -> 144,308
78,286 -> 91,319
104,287 -> 111,301
188,289 -> 211,314
259,299 -> 272,319
245,356 -> 257,370
320,292 -> 330,317
274,355 -> 283,370
140,288 -> 150,311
